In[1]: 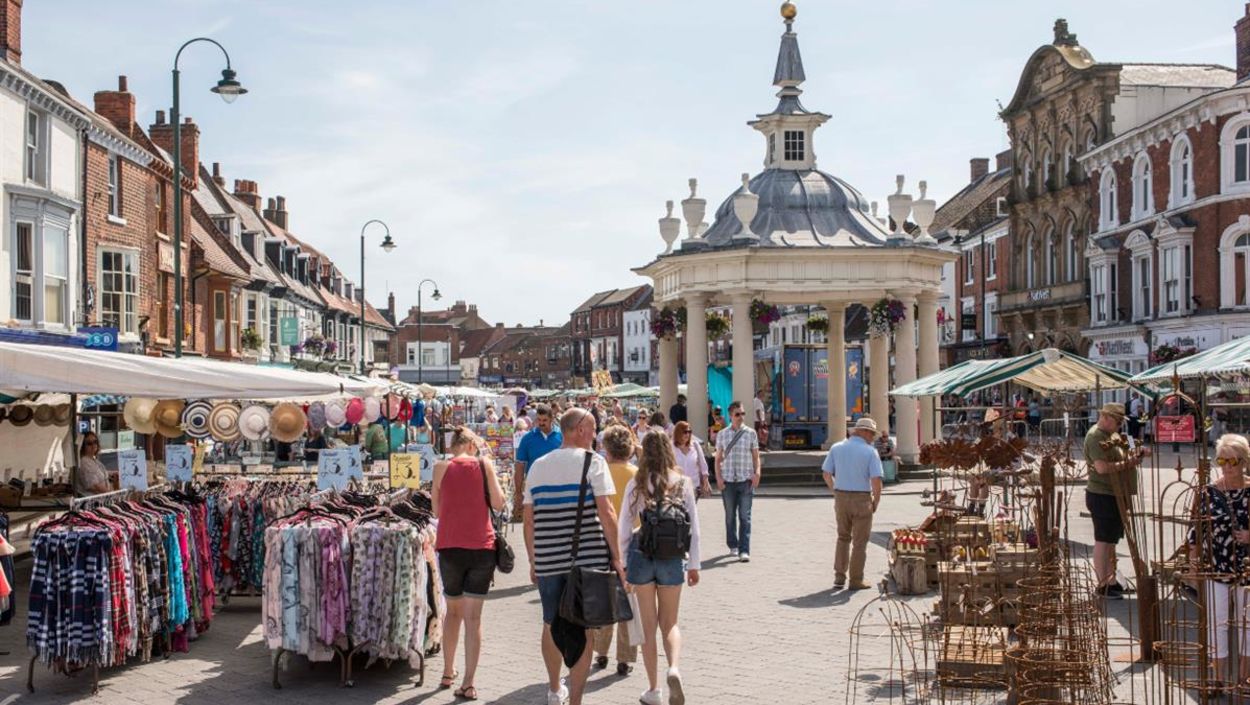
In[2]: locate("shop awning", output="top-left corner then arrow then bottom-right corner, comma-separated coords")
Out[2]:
1132,335 -> 1250,386
890,348 -> 1138,398
0,342 -> 382,400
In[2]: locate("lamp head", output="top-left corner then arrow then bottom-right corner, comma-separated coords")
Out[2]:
432,288 -> 442,301
380,233 -> 396,253
211,68 -> 247,104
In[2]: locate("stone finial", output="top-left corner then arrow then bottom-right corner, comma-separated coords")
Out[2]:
912,180 -> 937,246
919,180 -> 928,200
887,175 -> 913,243
688,178 -> 698,199
1053,18 -> 1077,47
681,177 -> 707,240
666,200 -> 674,218
895,174 -> 905,195
741,172 -> 751,190
871,201 -> 879,217
659,199 -> 682,254
733,172 -> 760,242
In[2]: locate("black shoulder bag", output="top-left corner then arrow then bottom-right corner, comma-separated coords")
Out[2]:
480,458 -> 514,574
558,451 -> 633,628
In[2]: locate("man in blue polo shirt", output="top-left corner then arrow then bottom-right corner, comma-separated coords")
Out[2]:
822,417 -> 884,591
514,404 -> 562,514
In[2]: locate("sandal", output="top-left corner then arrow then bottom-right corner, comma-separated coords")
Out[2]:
438,671 -> 459,689
455,685 -> 478,701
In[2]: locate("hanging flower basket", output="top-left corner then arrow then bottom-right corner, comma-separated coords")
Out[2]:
302,335 -> 326,356
323,339 -> 339,360
650,306 -> 686,339
1150,343 -> 1198,365
806,315 -> 829,334
750,300 -> 780,333
705,312 -> 730,339
240,327 -> 262,351
868,298 -> 906,337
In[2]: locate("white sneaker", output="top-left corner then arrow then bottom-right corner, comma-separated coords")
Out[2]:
739,552 -> 750,563
640,688 -> 663,705
729,548 -> 738,557
548,682 -> 569,705
667,667 -> 686,705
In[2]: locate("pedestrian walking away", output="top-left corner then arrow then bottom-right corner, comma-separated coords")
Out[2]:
592,424 -> 640,676
714,401 -> 760,562
619,431 -> 702,705
432,426 -> 508,700
822,417 -> 884,590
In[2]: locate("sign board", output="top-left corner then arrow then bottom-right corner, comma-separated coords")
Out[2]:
1156,415 -> 1196,443
279,317 -> 300,346
158,242 -> 175,273
960,313 -> 976,330
390,453 -> 420,488
79,326 -> 119,352
117,429 -> 135,450
118,448 -> 148,490
415,444 -> 437,483
318,448 -> 352,490
165,444 -> 193,482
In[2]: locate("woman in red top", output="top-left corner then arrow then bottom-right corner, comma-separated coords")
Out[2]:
432,426 -> 507,700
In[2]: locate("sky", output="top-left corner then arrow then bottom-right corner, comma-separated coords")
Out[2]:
23,0 -> 1242,327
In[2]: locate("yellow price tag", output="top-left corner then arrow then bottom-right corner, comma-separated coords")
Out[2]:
390,453 -> 421,489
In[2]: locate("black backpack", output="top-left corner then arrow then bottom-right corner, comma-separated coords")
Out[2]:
638,493 -> 692,560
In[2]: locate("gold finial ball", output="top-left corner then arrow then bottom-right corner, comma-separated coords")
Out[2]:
780,2 -> 797,20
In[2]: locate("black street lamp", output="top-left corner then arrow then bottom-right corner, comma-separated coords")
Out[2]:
172,37 -> 246,357
359,219 -> 396,374
416,278 -> 441,383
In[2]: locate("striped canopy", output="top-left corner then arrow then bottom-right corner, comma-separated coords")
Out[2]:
1132,335 -> 1250,386
890,348 -> 1137,398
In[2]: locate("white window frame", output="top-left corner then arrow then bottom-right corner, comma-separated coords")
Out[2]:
98,247 -> 140,336
1131,153 -> 1153,221
1091,263 -> 1108,323
960,296 -> 976,342
963,249 -> 974,285
1221,218 -> 1250,308
107,155 -> 122,218
984,293 -> 998,339
1157,222 -> 1195,316
986,239 -> 998,280
12,221 -> 34,323
1125,230 -> 1152,322
1221,117 -> 1250,194
1170,134 -> 1195,208
25,109 -> 45,185
1100,170 -> 1119,230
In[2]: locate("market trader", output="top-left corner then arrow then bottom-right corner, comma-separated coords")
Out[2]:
1084,402 -> 1149,599
513,404 -> 563,518
821,418 -> 884,590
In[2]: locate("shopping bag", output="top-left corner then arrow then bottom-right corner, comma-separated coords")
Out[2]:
627,593 -> 644,647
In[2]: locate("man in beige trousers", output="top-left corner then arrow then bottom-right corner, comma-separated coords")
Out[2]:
821,417 -> 885,590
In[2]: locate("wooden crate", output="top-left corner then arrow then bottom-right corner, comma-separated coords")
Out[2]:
891,555 -> 930,595
937,626 -> 1009,683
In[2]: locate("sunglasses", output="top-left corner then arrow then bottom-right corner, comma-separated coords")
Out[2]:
1217,457 -> 1242,466
732,412 -> 745,418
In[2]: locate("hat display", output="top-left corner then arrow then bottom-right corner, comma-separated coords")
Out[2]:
269,403 -> 307,444
398,398 -> 413,423
33,404 -> 55,427
307,401 -> 327,431
208,402 -> 241,442
383,394 -> 404,421
123,398 -> 159,434
851,417 -> 879,435
238,405 -> 272,442
153,400 -> 186,438
1099,402 -> 1127,420
181,400 -> 213,439
8,405 -> 33,427
345,397 -> 365,425
325,399 -> 348,428
364,397 -> 382,424
53,403 -> 73,426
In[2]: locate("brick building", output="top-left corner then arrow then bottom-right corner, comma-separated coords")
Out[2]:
1080,4 -> 1250,378
569,284 -> 651,385
479,324 -> 567,388
390,300 -> 492,383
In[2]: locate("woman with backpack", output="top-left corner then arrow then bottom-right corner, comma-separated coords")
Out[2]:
431,427 -> 507,701
618,431 -> 702,705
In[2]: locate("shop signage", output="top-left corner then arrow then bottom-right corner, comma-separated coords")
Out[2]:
158,243 -> 174,273
279,317 -> 300,346
389,453 -> 419,489
1029,289 -> 1051,302
317,445 -> 363,490
960,313 -> 976,329
79,326 -> 119,351
1097,339 -> 1138,357
118,448 -> 148,491
1156,415 -> 1196,443
165,444 -> 193,482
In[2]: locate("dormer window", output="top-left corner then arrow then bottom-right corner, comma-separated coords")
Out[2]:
783,130 -> 805,161
768,133 -> 776,163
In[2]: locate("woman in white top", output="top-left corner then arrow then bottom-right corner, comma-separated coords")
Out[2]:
618,431 -> 701,705
74,432 -> 111,495
670,421 -> 711,499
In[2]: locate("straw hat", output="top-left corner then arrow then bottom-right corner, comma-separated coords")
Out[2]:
345,397 -> 365,425
207,402 -> 241,442
325,398 -> 348,428
53,403 -> 73,426
8,405 -> 33,427
123,398 -> 158,434
363,396 -> 382,424
238,405 -> 271,442
1098,402 -> 1126,421
269,402 -> 307,444
33,404 -> 56,427
307,401 -> 327,431
850,417 -> 879,436
181,400 -> 213,439
153,399 -> 186,438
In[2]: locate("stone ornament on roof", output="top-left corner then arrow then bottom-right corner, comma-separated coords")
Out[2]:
1053,19 -> 1078,47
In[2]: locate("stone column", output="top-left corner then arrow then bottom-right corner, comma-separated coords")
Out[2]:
731,293 -> 755,413
917,294 -> 940,444
894,293 -> 919,463
825,301 -> 848,447
869,332 -> 891,439
658,335 -> 678,419
686,295 -> 709,441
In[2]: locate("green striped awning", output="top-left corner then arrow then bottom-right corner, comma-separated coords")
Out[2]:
890,349 -> 1137,398
1132,335 -> 1250,386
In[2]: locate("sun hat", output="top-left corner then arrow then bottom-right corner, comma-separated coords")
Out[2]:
851,417 -> 879,436
345,397 -> 365,425
1098,402 -> 1127,421
181,401 -> 213,439
33,404 -> 56,427
8,405 -> 33,427
208,402 -> 242,442
238,405 -> 272,442
152,400 -> 186,439
269,402 -> 307,444
325,398 -> 348,428
53,403 -> 73,426
307,401 -> 327,431
363,396 -> 382,424
123,398 -> 159,434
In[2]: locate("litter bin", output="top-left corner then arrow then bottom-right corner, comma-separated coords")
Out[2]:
882,459 -> 898,484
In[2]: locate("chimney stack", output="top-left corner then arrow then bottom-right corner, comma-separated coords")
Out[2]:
211,162 -> 225,187
0,0 -> 22,65
149,112 -> 200,188
274,195 -> 288,229
970,157 -> 990,183
1237,3 -> 1250,82
233,179 -> 262,210
387,292 -> 396,322
995,149 -> 1014,173
93,75 -> 136,137
263,198 -> 278,223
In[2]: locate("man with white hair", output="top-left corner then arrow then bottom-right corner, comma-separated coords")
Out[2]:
821,417 -> 884,590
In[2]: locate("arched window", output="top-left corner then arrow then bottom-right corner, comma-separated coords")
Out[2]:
1084,127 -> 1097,154
1132,154 -> 1153,220
1100,170 -> 1118,230
1064,222 -> 1078,281
1236,126 -> 1250,184
1221,118 -> 1250,192
1060,140 -> 1074,185
1025,233 -> 1036,289
1045,231 -> 1057,285
1170,135 -> 1194,207
1041,148 -> 1054,190
1022,154 -> 1033,193
1220,219 -> 1250,308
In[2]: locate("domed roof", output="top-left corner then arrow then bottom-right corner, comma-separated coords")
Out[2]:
695,169 -> 889,249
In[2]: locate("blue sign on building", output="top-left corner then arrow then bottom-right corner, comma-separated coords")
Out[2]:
78,327 -> 120,351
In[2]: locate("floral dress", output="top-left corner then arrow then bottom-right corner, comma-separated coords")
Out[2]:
1191,485 -> 1250,584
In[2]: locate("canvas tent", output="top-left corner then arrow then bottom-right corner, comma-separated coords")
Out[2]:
1132,336 -> 1250,386
890,348 -> 1138,398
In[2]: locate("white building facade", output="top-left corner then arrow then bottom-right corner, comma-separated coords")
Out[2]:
623,307 -> 652,384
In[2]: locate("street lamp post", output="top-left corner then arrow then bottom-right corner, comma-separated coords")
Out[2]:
416,278 -> 441,383
172,37 -> 246,358
359,220 -> 396,374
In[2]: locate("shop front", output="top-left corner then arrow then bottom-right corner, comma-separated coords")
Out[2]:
1083,325 -> 1149,404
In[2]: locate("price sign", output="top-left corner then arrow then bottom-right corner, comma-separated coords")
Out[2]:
118,448 -> 148,491
416,444 -> 437,483
345,445 -> 364,480
389,453 -> 420,489
165,444 -> 193,482
1156,415 -> 1195,443
318,448 -> 351,491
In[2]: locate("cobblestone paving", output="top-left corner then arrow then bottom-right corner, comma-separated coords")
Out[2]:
0,476 -> 1154,704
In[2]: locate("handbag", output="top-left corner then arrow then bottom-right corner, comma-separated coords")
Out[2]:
480,458 -> 514,574
558,451 -> 633,629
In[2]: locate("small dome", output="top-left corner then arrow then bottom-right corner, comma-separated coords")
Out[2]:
694,169 -> 890,249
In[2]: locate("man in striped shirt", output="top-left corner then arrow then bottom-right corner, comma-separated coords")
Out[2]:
524,406 -> 626,705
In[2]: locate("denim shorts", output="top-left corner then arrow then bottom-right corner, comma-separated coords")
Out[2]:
536,573 -> 567,624
626,538 -> 686,587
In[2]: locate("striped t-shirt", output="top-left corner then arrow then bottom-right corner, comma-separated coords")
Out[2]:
524,448 -> 616,577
